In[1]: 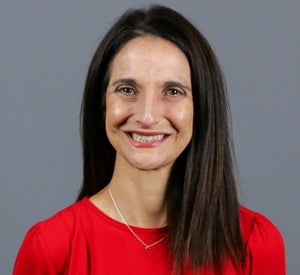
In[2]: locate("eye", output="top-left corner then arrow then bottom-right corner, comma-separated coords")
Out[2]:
116,86 -> 136,96
166,88 -> 185,97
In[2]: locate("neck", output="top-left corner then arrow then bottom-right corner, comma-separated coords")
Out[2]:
107,155 -> 171,228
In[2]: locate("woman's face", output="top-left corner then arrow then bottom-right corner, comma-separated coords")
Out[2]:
105,35 -> 193,171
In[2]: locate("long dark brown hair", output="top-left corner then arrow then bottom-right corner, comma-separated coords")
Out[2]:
78,5 -> 245,273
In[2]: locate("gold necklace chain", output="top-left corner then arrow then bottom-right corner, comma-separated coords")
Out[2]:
108,188 -> 168,250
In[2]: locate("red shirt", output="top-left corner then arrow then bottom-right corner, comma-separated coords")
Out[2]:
13,198 -> 285,274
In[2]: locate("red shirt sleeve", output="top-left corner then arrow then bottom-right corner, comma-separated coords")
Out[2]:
13,211 -> 72,275
13,223 -> 57,275
244,211 -> 286,274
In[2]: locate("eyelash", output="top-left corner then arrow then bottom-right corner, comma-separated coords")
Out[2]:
116,86 -> 136,95
166,88 -> 185,96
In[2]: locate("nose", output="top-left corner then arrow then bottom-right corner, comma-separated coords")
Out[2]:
134,90 -> 161,127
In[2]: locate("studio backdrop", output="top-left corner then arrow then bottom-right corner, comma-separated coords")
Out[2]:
0,0 -> 299,274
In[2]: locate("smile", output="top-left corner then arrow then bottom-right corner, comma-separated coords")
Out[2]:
131,133 -> 165,143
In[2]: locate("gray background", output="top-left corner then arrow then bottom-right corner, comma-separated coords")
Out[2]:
1,0 -> 299,274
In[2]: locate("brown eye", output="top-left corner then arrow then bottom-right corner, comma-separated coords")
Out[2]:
117,86 -> 136,95
167,88 -> 185,96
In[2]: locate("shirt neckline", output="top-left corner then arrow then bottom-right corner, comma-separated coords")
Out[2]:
81,196 -> 169,235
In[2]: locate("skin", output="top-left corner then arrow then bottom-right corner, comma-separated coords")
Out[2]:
90,35 -> 193,228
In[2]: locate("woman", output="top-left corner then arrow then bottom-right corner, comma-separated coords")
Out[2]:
13,5 -> 285,274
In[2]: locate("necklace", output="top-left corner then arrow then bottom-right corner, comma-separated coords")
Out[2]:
108,188 -> 168,250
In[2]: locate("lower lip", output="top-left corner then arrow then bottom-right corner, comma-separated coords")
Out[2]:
125,133 -> 168,148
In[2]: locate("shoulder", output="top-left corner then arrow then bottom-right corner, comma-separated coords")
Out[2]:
239,206 -> 284,246
31,198 -> 88,244
13,198 -> 89,274
239,205 -> 286,274
39,198 -> 88,232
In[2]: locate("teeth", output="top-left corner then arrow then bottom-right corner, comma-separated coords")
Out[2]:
131,133 -> 165,142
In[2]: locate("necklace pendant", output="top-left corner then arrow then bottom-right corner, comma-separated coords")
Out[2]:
109,188 -> 167,251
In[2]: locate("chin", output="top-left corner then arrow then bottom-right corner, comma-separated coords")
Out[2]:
130,159 -> 172,171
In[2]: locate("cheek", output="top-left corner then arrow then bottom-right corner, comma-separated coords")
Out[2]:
105,98 -> 128,127
174,105 -> 194,133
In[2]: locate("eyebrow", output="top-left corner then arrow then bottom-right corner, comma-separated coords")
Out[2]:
111,78 -> 191,92
111,78 -> 140,87
164,81 -> 192,92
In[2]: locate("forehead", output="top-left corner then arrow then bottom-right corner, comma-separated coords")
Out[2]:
108,35 -> 191,85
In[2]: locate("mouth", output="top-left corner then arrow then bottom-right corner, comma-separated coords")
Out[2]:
124,131 -> 169,146
131,133 -> 165,143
